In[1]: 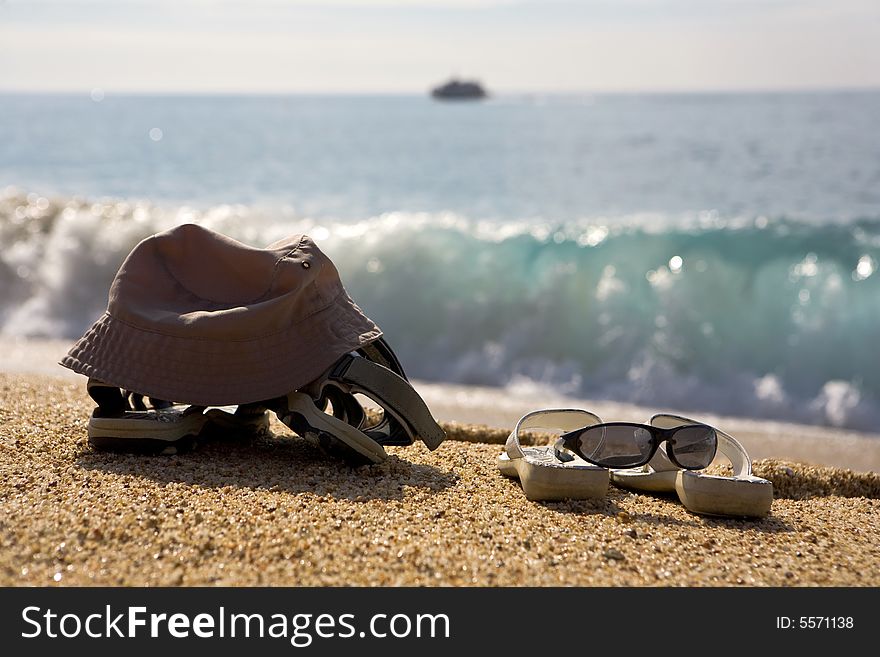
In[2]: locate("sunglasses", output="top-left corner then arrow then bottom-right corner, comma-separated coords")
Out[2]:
556,413 -> 718,470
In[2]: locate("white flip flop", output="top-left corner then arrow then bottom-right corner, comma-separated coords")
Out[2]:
496,409 -> 610,501
611,413 -> 773,518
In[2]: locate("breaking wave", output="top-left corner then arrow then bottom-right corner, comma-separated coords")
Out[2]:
3,188 -> 880,430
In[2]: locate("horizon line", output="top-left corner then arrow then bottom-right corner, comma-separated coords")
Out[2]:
2,85 -> 880,97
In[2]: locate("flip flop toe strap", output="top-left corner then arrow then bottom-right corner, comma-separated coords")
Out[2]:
506,408 -> 602,461
643,423 -> 753,477
715,429 -> 754,478
642,445 -> 679,473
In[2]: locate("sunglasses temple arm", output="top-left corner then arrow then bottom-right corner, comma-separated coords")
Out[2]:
552,434 -> 578,463
553,430 -> 609,465
553,428 -> 611,465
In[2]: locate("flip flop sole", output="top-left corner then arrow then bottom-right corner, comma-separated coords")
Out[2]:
88,433 -> 202,455
609,469 -> 773,518
609,469 -> 678,493
675,471 -> 774,518
497,452 -> 609,501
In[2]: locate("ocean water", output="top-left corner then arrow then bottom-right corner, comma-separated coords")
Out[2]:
1,92 -> 879,430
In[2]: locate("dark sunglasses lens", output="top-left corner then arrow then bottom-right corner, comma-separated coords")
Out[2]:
574,425 -> 654,467
669,425 -> 716,469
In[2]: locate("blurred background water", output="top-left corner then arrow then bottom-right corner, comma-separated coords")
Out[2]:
2,91 -> 879,429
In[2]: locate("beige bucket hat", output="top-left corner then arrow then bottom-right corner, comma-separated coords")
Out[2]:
61,223 -> 382,406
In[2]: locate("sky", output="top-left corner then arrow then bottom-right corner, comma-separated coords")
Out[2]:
1,0 -> 879,93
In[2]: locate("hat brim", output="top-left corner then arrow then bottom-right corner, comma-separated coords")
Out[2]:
60,292 -> 382,406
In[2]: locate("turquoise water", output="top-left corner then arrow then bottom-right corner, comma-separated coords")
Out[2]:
1,92 -> 879,429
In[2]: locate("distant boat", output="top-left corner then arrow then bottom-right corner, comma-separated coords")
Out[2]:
431,78 -> 488,100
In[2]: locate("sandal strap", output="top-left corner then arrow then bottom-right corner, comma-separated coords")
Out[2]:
356,336 -> 406,379
506,408 -> 602,460
86,379 -> 191,416
646,414 -> 752,476
87,379 -> 127,417
318,354 -> 446,451
125,391 -> 174,411
715,428 -> 753,477
311,337 -> 409,440
642,444 -> 679,473
350,337 -> 409,442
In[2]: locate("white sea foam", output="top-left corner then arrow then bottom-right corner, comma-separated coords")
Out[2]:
2,188 -> 880,430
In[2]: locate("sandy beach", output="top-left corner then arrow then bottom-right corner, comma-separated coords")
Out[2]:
0,340 -> 878,587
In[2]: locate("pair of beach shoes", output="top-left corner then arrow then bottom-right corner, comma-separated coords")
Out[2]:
86,338 -> 445,466
498,409 -> 774,518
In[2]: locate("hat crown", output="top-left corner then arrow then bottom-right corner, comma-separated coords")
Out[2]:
156,223 -> 300,304
106,223 -> 336,339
